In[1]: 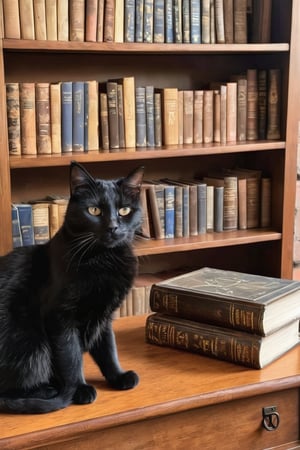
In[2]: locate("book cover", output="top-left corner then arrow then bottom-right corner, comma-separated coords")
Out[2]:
145,313 -> 300,369
174,185 -> 183,238
70,0 -> 85,41
215,0 -> 225,43
201,0 -> 210,43
203,90 -> 213,143
135,86 -> 147,148
190,0 -> 201,43
50,82 -> 61,154
197,182 -> 207,234
72,81 -> 85,152
246,69 -> 258,140
35,82 -> 52,155
114,0 -> 125,43
85,0 -> 98,42
257,69 -> 267,140
84,80 -> 99,151
135,0 -> 144,42
146,183 -> 164,239
97,0 -> 105,41
45,0 -> 57,40
117,84 -> 125,149
206,185 -> 214,232
233,0 -> 247,43
164,185 -> 175,238
213,90 -> 221,143
210,0 -> 215,43
104,0 -> 115,41
267,69 -> 281,140
226,82 -> 237,142
183,90 -> 194,144
193,90 -> 203,144
162,88 -> 179,145
19,0 -> 35,39
149,267 -> 300,336
57,0 -> 69,41
153,0 -> 164,43
20,82 -> 37,155
145,85 -> 155,147
32,203 -> 50,245
214,185 -> 224,232
14,204 -> 35,246
124,0 -> 135,42
165,0 -> 173,43
11,205 -> 22,248
182,0 -> 190,43
107,81 -> 120,150
2,0 -> 21,38
237,77 -> 247,141
154,91 -> 162,147
33,0 -> 47,40
143,0 -> 154,42
6,82 -> 21,156
61,81 -> 73,153
100,92 -> 110,151
223,0 -> 234,43
173,0 -> 182,43
122,77 -> 136,150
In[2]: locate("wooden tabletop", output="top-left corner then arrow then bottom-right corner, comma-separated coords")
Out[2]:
1,315 -> 300,449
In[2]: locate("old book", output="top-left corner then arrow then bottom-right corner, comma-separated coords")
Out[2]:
35,82 -> 52,154
124,0 -> 135,42
153,0 -> 164,43
165,0 -> 173,43
174,185 -> 183,238
2,0 -> 20,38
14,204 -> 35,246
220,84 -> 227,143
11,205 -> 22,248
223,0 -> 234,43
143,0 -> 154,42
215,0 -> 225,43
237,77 -> 247,141
57,0 -> 69,41
154,92 -> 162,147
33,0 -> 47,40
149,266 -> 300,336
233,0 -> 247,43
145,313 -> 300,369
173,0 -> 182,43
132,286 -> 146,315
251,0 -> 272,43
72,81 -> 85,152
153,183 -> 165,238
260,177 -> 272,228
183,90 -> 194,144
49,82 -> 61,154
104,0 -> 115,41
190,0 -> 201,43
45,0 -> 57,40
61,81 -> 73,153
20,82 -> 37,155
203,90 -> 214,143
32,203 -> 50,245
49,202 -> 59,238
107,81 -> 119,150
197,182 -> 207,234
213,186 -> 224,232
135,0 -> 144,42
96,0 -> 105,41
213,90 -> 221,143
201,0 -> 210,43
139,185 -> 151,238
116,84 -> 125,148
237,177 -> 247,230
114,0 -> 124,42
210,0 -> 215,43
84,80 -> 99,151
178,90 -> 183,145
257,69 -> 267,140
226,82 -> 237,142
100,92 -> 110,151
182,0 -> 190,43
193,90 -> 203,144
267,69 -> 281,140
6,82 -> 21,156
135,86 -> 147,148
164,184 -> 175,238
70,0 -> 85,41
85,0 -> 98,41
146,85 -> 155,147
122,76 -> 136,150
146,183 -> 164,239
206,184 -> 214,232
162,88 -> 179,145
246,69 -> 258,140
19,0 -> 35,39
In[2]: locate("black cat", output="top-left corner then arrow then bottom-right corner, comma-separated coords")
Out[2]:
0,162 -> 144,414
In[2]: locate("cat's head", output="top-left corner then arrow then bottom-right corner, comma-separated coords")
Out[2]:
64,162 -> 144,248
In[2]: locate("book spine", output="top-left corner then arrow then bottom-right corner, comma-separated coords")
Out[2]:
162,88 -> 179,145
57,0 -> 69,41
72,81 -> 85,152
178,90 -> 184,145
267,69 -> 281,140
206,184 -> 214,232
104,0 -> 115,41
153,0 -> 164,43
210,0 -> 215,43
223,176 -> 238,230
147,184 -> 164,239
190,0 -> 201,43
165,0 -> 173,43
197,182 -> 207,234
246,176 -> 260,228
117,84 -> 125,148
70,0 -> 85,41
165,185 -> 175,238
146,85 -> 155,147
85,80 -> 99,151
154,184 -> 165,237
143,0 -> 154,42
201,0 -> 210,43
114,0 -> 125,42
45,0 -> 57,40
233,0 -> 247,43
135,86 -> 147,148
173,0 -> 182,43
96,0 -> 105,41
174,185 -> 183,238
145,313 -> 262,369
214,186 -> 224,232
50,82 -> 62,154
238,177 -> 247,230
182,185 -> 190,237
32,203 -> 50,245
61,81 -> 73,153
33,0 -> 47,40
215,0 -> 225,43
100,92 -> 110,151
2,0 -> 21,38
11,206 -> 22,248
36,82 -> 52,155
85,0 -> 98,42
6,83 -> 21,156
220,84 -> 227,143
188,185 -> 198,236
124,0 -> 135,42
223,0 -> 234,43
257,69 -> 267,140
246,69 -> 258,140
183,90 -> 194,144
19,0 -> 35,39
237,78 -> 247,142
213,90 -> 221,143
260,177 -> 272,228
226,82 -> 237,142
203,90 -> 214,143
107,81 -> 120,150
123,77 -> 136,150
154,92 -> 162,147
193,90 -> 203,144
17,204 -> 35,246
20,82 -> 37,155
182,0 -> 190,43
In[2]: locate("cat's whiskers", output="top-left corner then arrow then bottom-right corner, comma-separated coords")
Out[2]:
66,232 -> 97,271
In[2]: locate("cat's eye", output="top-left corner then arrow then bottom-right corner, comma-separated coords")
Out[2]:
88,206 -> 101,216
119,207 -> 131,216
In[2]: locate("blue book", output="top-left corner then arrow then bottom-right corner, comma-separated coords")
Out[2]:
15,204 -> 35,246
190,0 -> 201,43
61,81 -> 73,153
11,205 -> 22,248
153,0 -> 164,42
72,81 -> 85,152
135,86 -> 147,148
165,0 -> 173,42
197,182 -> 207,234
164,185 -> 175,238
135,0 -> 144,42
84,82 -> 89,151
143,0 -> 154,42
145,85 -> 155,147
125,0 -> 135,42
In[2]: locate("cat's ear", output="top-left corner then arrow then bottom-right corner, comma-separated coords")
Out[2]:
122,166 -> 144,196
70,161 -> 96,195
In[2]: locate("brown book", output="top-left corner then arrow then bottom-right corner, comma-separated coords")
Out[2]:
57,0 -> 69,41
104,0 -> 115,41
33,0 -> 47,40
203,90 -> 214,144
257,69 -> 267,140
2,0 -> 20,38
251,0 -> 272,43
215,0 -> 225,43
70,0 -> 85,41
145,183 -> 164,239
100,92 -> 110,151
85,80 -> 99,151
213,90 -> 221,143
20,82 -> 37,155
149,266 -> 300,336
183,90 -> 194,144
267,69 -> 281,140
35,82 -> 52,155
246,69 -> 258,140
260,177 -> 272,228
226,82 -> 237,142
45,0 -> 57,40
223,0 -> 234,43
31,202 -> 50,244
154,91 -> 162,147
139,185 -> 151,238
220,84 -> 227,143
237,177 -> 247,229
19,0 -> 35,39
201,0 -> 210,43
193,90 -> 203,144
236,77 -> 247,141
145,313 -> 300,369
6,82 -> 21,156
233,0 -> 247,43
106,81 -> 119,150
85,0 -> 98,41
162,88 -> 179,145
96,0 -> 105,41
50,82 -> 61,154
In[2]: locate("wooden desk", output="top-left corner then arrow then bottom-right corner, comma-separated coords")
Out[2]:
1,316 -> 300,450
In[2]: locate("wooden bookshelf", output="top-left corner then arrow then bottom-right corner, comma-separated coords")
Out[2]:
0,0 -> 299,282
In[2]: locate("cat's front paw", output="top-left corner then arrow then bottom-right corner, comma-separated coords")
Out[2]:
73,384 -> 97,404
108,370 -> 139,390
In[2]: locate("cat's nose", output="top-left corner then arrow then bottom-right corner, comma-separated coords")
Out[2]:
108,226 -> 118,234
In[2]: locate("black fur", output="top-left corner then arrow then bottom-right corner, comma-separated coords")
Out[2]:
0,162 -> 144,414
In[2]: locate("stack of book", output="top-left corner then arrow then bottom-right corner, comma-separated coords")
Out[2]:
145,267 -> 300,369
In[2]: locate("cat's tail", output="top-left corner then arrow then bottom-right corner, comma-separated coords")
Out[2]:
0,392 -> 73,414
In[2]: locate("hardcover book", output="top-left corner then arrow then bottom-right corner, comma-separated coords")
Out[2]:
2,0 -> 21,38
145,313 -> 300,369
6,83 -> 21,156
149,267 -> 300,336
61,81 -> 73,153
14,204 -> 35,246
20,82 -> 37,155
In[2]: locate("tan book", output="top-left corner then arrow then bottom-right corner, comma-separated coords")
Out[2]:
45,0 -> 57,40
57,0 -> 69,41
162,88 -> 179,145
96,0 -> 105,42
49,202 -> 59,238
183,90 -> 194,144
70,0 -> 85,41
226,82 -> 237,142
233,0 -> 247,43
19,0 -> 35,39
33,0 -> 47,40
54,198 -> 68,227
203,90 -> 213,144
237,177 -> 247,230
154,91 -> 162,147
260,177 -> 272,228
215,0 -> 225,43
178,90 -> 184,145
103,0 -> 115,41
114,0 -> 124,42
193,90 -> 203,144
85,0 -> 98,41
220,84 -> 227,143
246,69 -> 258,140
20,82 -> 37,155
85,80 -> 99,151
223,0 -> 234,43
35,82 -> 52,154
2,0 -> 20,38
100,92 -> 110,151
213,90 -> 221,143
237,77 -> 247,141
267,69 -> 281,140
201,0 -> 210,43
32,202 -> 50,244
50,82 -> 61,154
121,77 -> 136,150
132,286 -> 146,315
6,82 -> 21,156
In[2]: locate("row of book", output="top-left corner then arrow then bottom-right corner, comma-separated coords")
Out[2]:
145,267 -> 300,369
6,68 -> 281,156
2,0 -> 272,44
140,169 -> 271,240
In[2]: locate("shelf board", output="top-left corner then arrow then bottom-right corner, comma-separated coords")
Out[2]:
3,39 -> 290,54
9,141 -> 285,169
133,229 -> 282,256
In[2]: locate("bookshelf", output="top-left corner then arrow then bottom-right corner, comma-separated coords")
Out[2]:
0,0 -> 299,283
